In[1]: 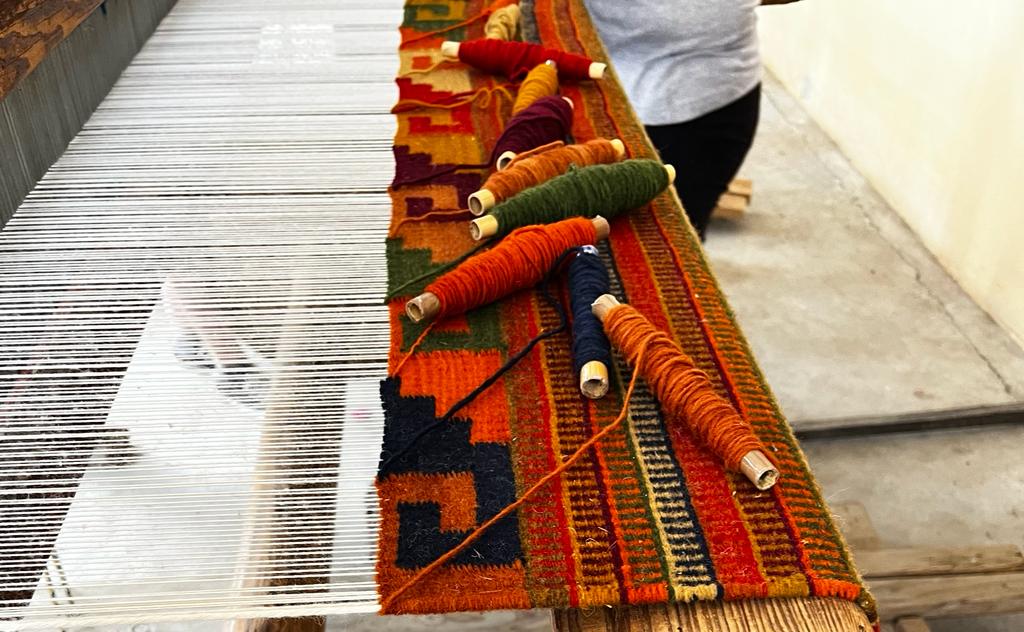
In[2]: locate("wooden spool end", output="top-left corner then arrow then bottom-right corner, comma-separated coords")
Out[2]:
610,138 -> 625,160
580,360 -> 609,399
406,292 -> 441,323
544,59 -> 558,69
496,151 -> 516,170
468,189 -> 495,215
472,214 -> 608,241
665,164 -> 676,184
591,293 -> 621,322
562,95 -> 574,109
740,450 -> 779,490
440,41 -> 460,59
470,214 -> 498,240
588,62 -> 606,80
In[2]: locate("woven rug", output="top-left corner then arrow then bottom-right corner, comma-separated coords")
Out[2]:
378,0 -> 876,621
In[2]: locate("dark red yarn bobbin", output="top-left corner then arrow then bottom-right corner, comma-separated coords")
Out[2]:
458,39 -> 595,81
489,95 -> 572,165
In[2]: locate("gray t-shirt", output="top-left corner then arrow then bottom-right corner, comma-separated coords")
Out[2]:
584,0 -> 761,126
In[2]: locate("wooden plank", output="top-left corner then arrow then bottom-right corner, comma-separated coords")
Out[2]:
829,502 -> 881,550
793,401 -> 1024,439
727,178 -> 753,199
895,617 -> 932,632
857,545 -> 1024,578
0,0 -> 104,100
869,571 -> 1024,620
713,192 -> 748,219
553,597 -> 871,632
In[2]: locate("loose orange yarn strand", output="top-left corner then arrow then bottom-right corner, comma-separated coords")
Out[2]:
400,57 -> 456,76
391,84 -> 515,113
400,0 -> 519,48
603,304 -> 766,470
391,208 -> 474,234
390,322 -> 437,377
381,344 -> 648,613
502,139 -> 564,167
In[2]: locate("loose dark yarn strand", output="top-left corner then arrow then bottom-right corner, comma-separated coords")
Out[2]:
377,247 -> 582,477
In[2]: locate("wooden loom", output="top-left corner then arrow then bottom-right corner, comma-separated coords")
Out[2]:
5,1 -> 1010,631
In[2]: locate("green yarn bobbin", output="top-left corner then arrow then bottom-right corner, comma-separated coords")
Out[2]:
484,159 -> 670,238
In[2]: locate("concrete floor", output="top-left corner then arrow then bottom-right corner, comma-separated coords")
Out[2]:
709,72 -> 1024,631
707,75 -> 1024,425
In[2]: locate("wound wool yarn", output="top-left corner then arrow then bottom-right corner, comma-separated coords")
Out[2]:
489,95 -> 572,168
568,246 -> 612,398
469,138 -> 624,214
406,216 -> 608,323
593,296 -> 778,490
444,38 -> 604,81
511,61 -> 558,113
471,158 -> 673,240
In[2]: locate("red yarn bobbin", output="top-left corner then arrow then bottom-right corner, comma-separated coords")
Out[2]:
441,39 -> 606,81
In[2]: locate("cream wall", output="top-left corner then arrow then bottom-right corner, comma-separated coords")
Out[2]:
757,1 -> 1024,343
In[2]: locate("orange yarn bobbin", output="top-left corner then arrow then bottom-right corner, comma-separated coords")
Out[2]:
406,216 -> 610,323
468,138 -> 626,215
592,295 -> 779,490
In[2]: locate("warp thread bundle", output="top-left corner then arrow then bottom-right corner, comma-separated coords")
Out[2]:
471,159 -> 674,239
484,4 -> 521,40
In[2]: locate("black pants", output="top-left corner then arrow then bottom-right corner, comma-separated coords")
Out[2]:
645,84 -> 760,240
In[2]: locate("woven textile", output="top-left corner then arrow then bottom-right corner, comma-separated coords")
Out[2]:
378,0 -> 876,621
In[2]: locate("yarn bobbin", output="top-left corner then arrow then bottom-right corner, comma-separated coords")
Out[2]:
440,41 -> 607,80
470,162 -> 676,240
468,138 -> 626,215
579,360 -> 609,399
407,216 -> 611,324
496,96 -> 575,171
591,293 -> 780,491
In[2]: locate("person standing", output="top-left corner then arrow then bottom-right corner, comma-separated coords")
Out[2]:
584,0 -> 772,240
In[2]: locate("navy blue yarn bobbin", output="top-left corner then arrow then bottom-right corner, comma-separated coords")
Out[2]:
568,245 -> 613,398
